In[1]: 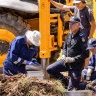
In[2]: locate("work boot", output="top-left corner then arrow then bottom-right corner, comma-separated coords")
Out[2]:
61,78 -> 69,89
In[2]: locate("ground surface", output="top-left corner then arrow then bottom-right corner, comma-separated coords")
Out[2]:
0,74 -> 96,96
0,74 -> 66,96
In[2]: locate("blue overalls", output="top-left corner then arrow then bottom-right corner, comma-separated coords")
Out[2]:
79,54 -> 96,92
82,54 -> 96,80
3,35 -> 38,76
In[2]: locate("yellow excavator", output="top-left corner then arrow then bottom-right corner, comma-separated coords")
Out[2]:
0,0 -> 96,78
0,0 -> 73,75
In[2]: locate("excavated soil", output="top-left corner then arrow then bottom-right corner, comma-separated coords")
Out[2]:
0,74 -> 96,96
0,74 -> 66,96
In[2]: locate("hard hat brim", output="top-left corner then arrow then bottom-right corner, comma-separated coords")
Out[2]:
73,1 -> 81,3
87,46 -> 95,50
28,36 -> 40,46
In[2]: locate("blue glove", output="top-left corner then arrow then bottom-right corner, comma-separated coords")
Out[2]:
26,61 -> 34,65
33,60 -> 40,65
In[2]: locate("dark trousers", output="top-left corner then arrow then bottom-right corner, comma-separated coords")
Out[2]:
46,60 -> 81,91
3,60 -> 26,76
79,69 -> 96,92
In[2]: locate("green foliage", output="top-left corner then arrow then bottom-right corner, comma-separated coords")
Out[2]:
55,80 -> 66,93
86,0 -> 93,10
26,89 -> 38,96
21,78 -> 31,87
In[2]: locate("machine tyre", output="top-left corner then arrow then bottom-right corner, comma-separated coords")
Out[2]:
0,13 -> 30,36
0,13 -> 30,67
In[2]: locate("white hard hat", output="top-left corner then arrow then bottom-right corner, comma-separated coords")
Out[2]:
73,0 -> 81,3
26,30 -> 41,46
73,0 -> 86,3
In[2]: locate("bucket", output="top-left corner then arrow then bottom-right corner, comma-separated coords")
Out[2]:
27,70 -> 44,80
65,90 -> 92,96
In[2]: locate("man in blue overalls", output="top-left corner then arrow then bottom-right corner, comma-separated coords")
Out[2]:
46,16 -> 89,91
3,30 -> 41,76
79,38 -> 96,92
82,38 -> 96,81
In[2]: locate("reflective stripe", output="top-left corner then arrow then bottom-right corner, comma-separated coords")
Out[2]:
32,58 -> 36,61
29,62 -> 32,65
14,57 -> 21,64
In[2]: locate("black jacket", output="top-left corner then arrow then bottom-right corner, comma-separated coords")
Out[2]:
62,30 -> 89,70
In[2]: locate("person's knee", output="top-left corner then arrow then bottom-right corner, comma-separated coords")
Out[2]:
46,61 -> 62,74
46,66 -> 53,74
78,82 -> 87,90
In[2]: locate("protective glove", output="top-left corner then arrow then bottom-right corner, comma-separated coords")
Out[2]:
64,57 -> 75,63
61,55 -> 66,62
26,61 -> 34,65
91,80 -> 96,86
33,60 -> 41,65
86,72 -> 91,81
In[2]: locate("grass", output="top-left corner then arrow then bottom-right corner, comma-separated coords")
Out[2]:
86,0 -> 93,10
21,78 -> 31,87
55,80 -> 66,93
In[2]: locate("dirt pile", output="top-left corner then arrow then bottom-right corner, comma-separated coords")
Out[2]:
0,74 -> 65,96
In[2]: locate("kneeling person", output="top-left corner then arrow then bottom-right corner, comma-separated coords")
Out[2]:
3,30 -> 41,76
82,38 -> 96,81
46,16 -> 89,91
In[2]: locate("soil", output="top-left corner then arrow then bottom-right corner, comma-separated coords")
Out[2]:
0,74 -> 96,96
0,74 -> 66,96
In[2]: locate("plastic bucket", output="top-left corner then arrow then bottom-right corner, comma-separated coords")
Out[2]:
27,70 -> 44,80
